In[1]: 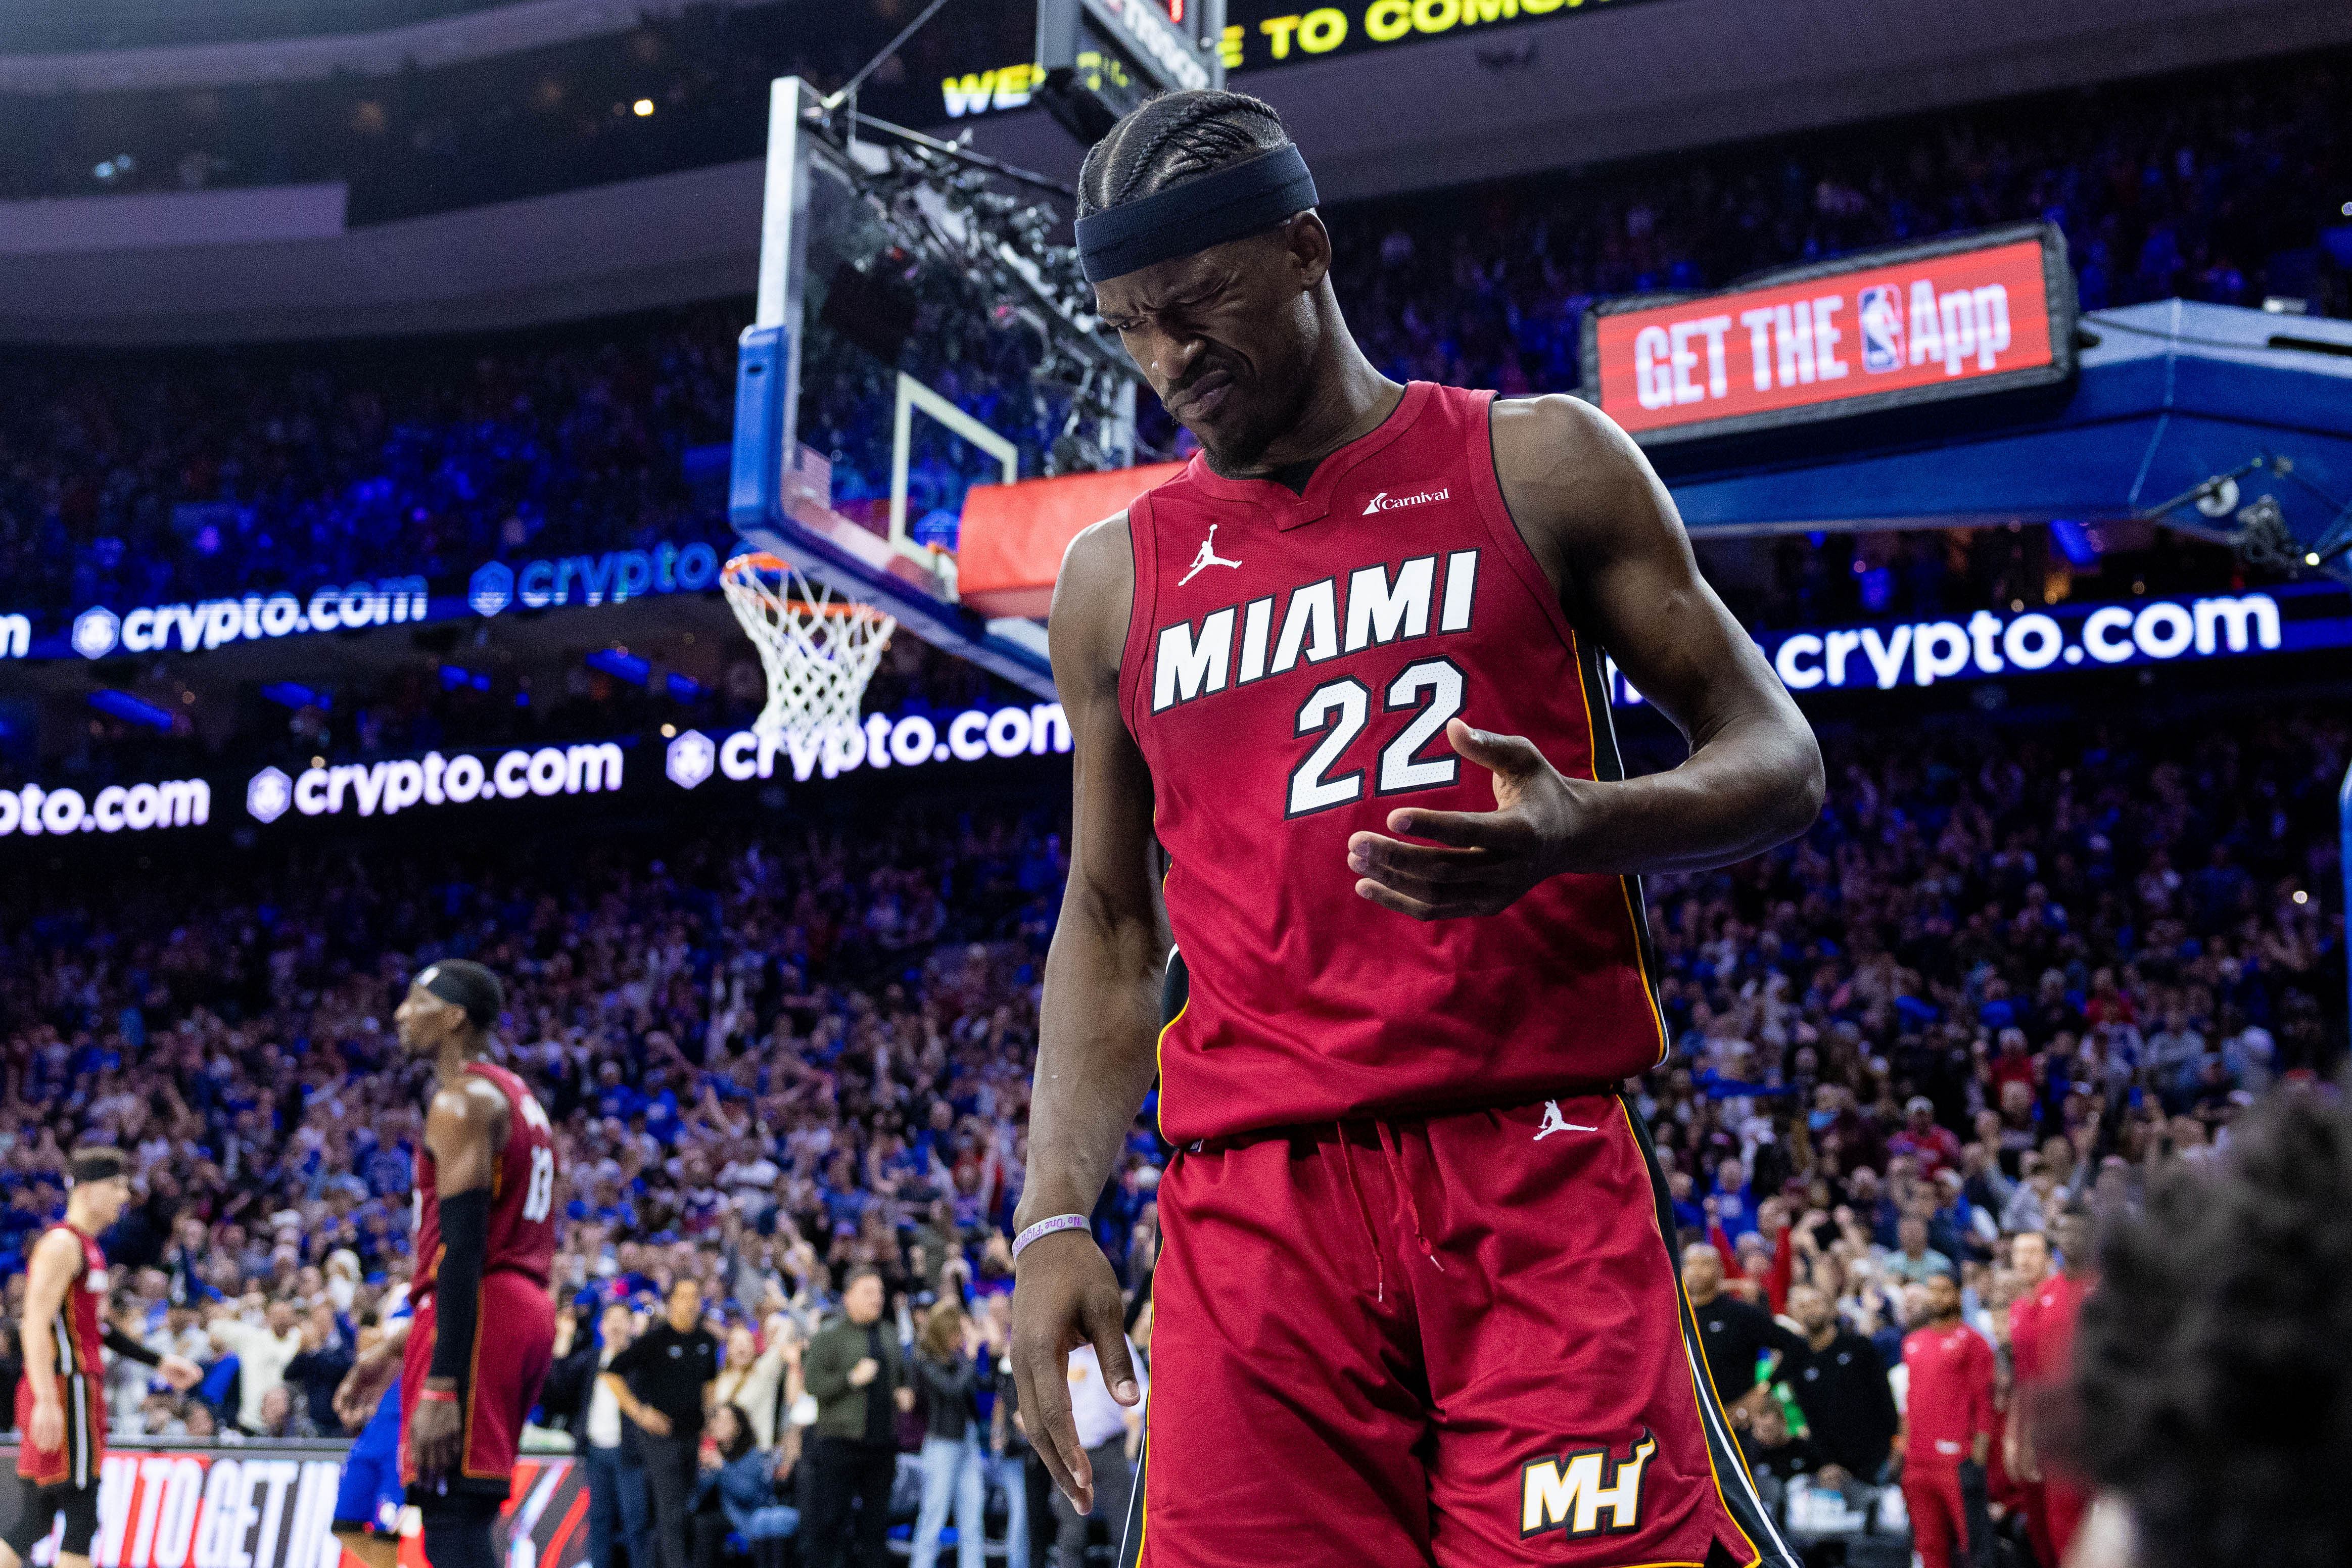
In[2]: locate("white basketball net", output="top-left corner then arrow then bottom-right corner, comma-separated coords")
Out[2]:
720,552 -> 897,744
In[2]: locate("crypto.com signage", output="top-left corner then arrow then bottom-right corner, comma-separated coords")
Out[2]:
1585,224 -> 2077,444
1605,591 -> 2336,704
1,540 -> 724,663
663,703 -> 1073,790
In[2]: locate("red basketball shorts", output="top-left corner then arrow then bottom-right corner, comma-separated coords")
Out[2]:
400,1269 -> 556,1501
1133,1092 -> 1793,1568
14,1363 -> 104,1488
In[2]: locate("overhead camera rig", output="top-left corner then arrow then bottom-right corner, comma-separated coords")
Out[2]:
2138,454 -> 2352,586
795,98 -> 1146,476
755,0 -> 1229,480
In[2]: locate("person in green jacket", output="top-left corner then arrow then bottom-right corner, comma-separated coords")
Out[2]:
798,1268 -> 912,1567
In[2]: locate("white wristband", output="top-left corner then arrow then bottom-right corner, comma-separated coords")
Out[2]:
1011,1213 -> 1090,1261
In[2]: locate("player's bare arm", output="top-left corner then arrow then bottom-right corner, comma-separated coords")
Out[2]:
15,1228 -> 82,1463
336,1313 -> 411,1430
1009,514 -> 1164,1514
1347,394 -> 1824,920
407,1073 -> 511,1484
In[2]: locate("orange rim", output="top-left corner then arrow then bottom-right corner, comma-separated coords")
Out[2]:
722,553 -> 890,620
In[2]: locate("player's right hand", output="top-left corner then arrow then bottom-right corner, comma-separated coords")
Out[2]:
1010,1232 -> 1139,1514
847,1356 -> 879,1389
1346,720 -> 1588,921
408,1393 -> 463,1486
28,1399 -> 62,1454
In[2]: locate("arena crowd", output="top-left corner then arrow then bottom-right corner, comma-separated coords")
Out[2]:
4,51 -> 2340,629
0,691 -> 2340,1564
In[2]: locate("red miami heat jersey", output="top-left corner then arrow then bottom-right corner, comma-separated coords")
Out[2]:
16,1223 -> 108,1485
1118,381 -> 1667,1145
413,1060 -> 559,1299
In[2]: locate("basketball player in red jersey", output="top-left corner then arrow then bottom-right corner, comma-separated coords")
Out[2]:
1011,91 -> 1822,1568
2008,1208 -> 2096,1564
0,1147 -> 201,1568
390,960 -> 561,1568
1896,1271 -> 1996,1568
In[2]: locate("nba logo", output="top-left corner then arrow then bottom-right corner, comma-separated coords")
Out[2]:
1857,286 -> 1904,372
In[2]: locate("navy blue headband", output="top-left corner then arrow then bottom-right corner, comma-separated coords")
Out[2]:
417,959 -> 502,1027
1075,145 -> 1319,284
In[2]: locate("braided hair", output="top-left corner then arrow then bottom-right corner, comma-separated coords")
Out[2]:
1075,89 -> 1294,219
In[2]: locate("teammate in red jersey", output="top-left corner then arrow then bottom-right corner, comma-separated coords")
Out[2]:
389,960 -> 560,1568
1896,1271 -> 1996,1568
2008,1208 -> 2095,1563
0,1147 -> 201,1568
1011,90 -> 1822,1568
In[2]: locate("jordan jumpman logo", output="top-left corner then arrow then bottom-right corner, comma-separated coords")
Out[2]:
1178,524 -> 1244,586
1534,1100 -> 1598,1139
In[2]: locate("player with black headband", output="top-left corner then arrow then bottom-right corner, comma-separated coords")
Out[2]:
0,1147 -> 201,1568
1014,89 -> 1819,1568
387,960 -> 560,1568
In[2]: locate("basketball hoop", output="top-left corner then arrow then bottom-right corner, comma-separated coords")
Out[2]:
720,552 -> 897,745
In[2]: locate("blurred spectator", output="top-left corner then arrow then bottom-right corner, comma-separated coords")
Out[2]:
908,1301 -> 991,1568
1885,1215 -> 1957,1287
711,1315 -> 799,1455
691,1404 -> 797,1568
1681,1242 -> 1803,1440
207,1298 -> 302,1432
1046,1340 -> 1143,1568
1889,1097 -> 1964,1178
606,1278 -> 722,1568
284,1304 -> 355,1432
802,1267 -> 911,1568
1779,1281 -> 1900,1484
546,1302 -> 657,1568
1742,1400 -> 1832,1487
255,1383 -> 319,1440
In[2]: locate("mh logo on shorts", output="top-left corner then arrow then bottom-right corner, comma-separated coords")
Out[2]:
1520,1431 -> 1656,1539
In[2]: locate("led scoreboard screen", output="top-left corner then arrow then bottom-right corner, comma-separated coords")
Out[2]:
1583,223 -> 2078,445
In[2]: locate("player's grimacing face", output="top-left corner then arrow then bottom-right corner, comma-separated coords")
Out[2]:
1095,218 -> 1322,469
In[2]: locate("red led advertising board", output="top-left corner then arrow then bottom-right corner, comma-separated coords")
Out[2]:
1583,223 -> 2078,444
0,1444 -> 586,1568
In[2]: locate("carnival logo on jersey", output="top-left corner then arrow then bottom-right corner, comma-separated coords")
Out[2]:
1362,487 -> 1450,514
1178,524 -> 1244,587
1520,1432 -> 1656,1539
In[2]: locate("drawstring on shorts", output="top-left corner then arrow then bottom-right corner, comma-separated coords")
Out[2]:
1377,1121 -> 1444,1272
1334,1120 -> 1445,1305
1334,1124 -> 1385,1303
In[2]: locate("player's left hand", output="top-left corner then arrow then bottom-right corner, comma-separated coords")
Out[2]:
1347,720 -> 1588,920
158,1355 -> 203,1393
409,1393 -> 464,1487
336,1349 -> 400,1430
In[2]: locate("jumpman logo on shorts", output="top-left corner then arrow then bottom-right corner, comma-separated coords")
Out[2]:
1178,524 -> 1244,586
1534,1100 -> 1598,1140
